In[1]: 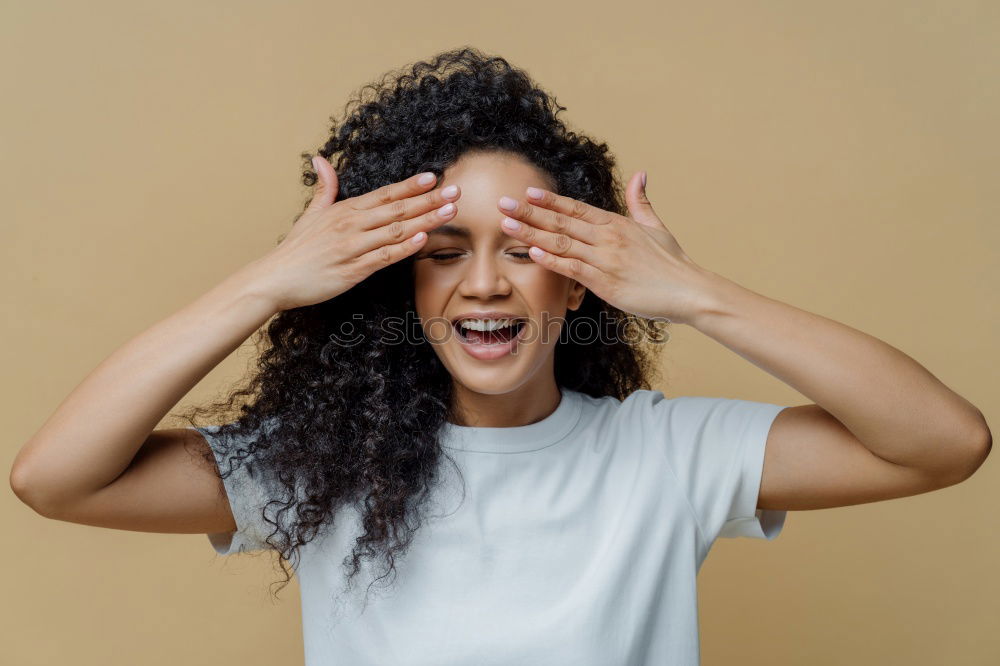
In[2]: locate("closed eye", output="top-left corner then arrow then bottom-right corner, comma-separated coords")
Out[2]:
421,250 -> 533,262
427,252 -> 463,261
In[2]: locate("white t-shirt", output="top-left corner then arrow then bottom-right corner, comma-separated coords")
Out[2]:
195,388 -> 789,665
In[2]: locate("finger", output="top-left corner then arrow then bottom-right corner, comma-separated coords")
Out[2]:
354,200 -> 458,255
524,245 -> 604,287
499,195 -> 598,245
349,170 -> 440,212
358,182 -> 462,231
499,215 -> 604,269
304,154 -> 340,214
353,225 -> 434,274
626,171 -> 666,229
521,187 -> 614,225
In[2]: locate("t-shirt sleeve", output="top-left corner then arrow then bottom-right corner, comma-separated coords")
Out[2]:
191,423 -> 284,556
635,390 -> 789,546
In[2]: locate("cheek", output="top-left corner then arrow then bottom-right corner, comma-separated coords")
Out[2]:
412,267 -> 454,341
413,263 -> 458,285
412,266 -> 445,309
514,271 -> 574,308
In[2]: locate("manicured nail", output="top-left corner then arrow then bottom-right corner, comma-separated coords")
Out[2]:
442,184 -> 459,197
526,187 -> 544,199
502,217 -> 520,231
418,172 -> 436,185
499,196 -> 517,211
529,246 -> 545,258
411,231 -> 426,244
641,171 -> 647,188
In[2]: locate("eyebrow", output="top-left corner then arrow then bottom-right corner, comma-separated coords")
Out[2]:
427,224 -> 508,240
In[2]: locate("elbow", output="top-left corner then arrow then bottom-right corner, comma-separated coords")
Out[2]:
950,412 -> 992,484
9,463 -> 58,518
10,464 -> 37,511
969,418 -> 992,474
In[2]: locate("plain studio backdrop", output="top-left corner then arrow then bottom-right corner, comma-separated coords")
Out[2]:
2,1 -> 997,664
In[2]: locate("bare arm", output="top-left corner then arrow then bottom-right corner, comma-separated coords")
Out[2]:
687,270 -> 991,511
9,261 -> 278,515
492,176 -> 990,513
688,269 -> 990,478
9,155 -> 460,532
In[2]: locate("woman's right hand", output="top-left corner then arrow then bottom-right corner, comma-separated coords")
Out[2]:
250,155 -> 461,312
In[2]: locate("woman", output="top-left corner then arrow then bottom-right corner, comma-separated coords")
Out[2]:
11,47 -> 990,665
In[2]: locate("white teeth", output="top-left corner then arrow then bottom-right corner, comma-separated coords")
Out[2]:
458,318 -> 520,332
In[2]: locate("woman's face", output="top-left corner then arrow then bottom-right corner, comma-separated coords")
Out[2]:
412,151 -> 586,396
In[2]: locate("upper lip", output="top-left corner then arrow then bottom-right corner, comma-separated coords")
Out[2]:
451,311 -> 528,325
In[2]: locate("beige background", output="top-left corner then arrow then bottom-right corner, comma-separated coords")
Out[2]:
3,1 -> 997,664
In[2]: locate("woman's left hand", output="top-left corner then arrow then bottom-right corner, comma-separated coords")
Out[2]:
497,172 -> 716,325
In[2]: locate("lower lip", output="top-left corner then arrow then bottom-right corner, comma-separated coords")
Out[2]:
454,323 -> 527,360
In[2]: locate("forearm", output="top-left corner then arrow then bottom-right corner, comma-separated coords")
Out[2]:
686,266 -> 990,473
11,259 -> 279,504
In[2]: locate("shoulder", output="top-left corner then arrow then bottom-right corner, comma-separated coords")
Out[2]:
579,388 -> 671,422
569,388 -> 673,436
616,390 -> 777,424
578,389 -> 781,440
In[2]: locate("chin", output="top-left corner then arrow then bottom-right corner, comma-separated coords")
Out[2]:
447,360 -> 533,395
440,344 -> 548,396
454,380 -> 524,396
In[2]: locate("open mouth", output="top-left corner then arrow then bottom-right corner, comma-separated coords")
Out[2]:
453,319 -> 528,345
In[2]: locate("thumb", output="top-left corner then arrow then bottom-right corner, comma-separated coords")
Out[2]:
305,154 -> 339,213
626,171 -> 665,229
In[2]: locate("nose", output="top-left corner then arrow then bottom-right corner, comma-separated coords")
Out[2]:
457,251 -> 512,300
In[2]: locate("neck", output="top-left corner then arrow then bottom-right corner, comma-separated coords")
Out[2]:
448,377 -> 562,428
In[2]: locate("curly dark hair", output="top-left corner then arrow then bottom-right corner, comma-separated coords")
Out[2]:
173,45 -> 668,606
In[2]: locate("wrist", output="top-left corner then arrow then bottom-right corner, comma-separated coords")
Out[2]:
683,266 -> 746,330
218,258 -> 285,317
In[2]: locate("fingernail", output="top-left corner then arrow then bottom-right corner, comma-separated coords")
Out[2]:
526,187 -> 544,199
502,217 -> 520,231
499,196 -> 517,211
418,172 -> 436,186
442,184 -> 459,197
529,247 -> 545,258
311,156 -> 320,171
641,171 -> 647,188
